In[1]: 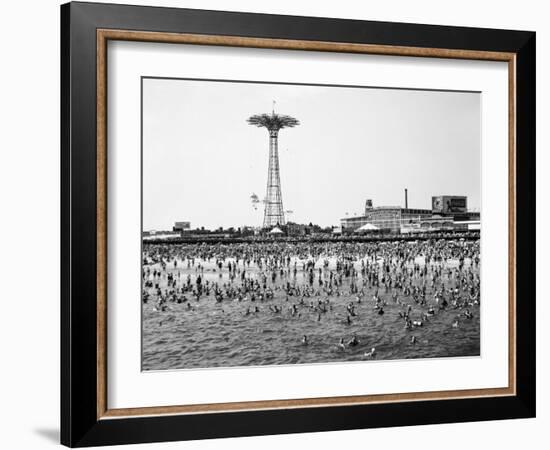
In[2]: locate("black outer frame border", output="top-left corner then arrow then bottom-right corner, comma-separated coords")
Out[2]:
60,1 -> 536,447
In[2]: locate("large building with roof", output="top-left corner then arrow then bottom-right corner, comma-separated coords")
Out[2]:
341,205 -> 432,234
341,194 -> 479,234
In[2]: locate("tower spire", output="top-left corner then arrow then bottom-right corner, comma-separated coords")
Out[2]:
247,110 -> 299,228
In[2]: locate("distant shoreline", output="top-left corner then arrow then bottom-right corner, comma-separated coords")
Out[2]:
142,232 -> 481,246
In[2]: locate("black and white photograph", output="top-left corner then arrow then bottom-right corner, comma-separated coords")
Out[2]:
0,0 -> 542,447
141,78 -> 481,371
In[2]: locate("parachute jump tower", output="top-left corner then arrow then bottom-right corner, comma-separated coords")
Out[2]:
247,105 -> 299,228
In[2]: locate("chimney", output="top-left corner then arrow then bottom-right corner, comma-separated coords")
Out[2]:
405,188 -> 408,209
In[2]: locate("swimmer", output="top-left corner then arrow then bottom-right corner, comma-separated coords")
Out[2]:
338,338 -> 346,351
347,334 -> 359,347
364,347 -> 377,358
301,335 -> 309,346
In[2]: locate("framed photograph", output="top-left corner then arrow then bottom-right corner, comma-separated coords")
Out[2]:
61,2 -> 536,447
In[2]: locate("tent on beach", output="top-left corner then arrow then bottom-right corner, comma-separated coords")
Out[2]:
354,223 -> 379,233
269,227 -> 284,234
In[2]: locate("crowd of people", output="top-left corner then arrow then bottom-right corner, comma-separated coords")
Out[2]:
142,238 -> 480,364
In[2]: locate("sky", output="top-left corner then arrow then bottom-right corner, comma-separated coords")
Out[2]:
142,78 -> 480,231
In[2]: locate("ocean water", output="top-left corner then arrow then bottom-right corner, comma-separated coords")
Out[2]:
142,253 -> 480,371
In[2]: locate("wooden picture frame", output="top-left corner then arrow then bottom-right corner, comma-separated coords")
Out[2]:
61,2 -> 535,447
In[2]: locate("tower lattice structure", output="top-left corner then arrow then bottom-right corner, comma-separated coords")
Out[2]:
248,109 -> 299,228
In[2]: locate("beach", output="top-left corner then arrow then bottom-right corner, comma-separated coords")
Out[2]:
142,239 -> 480,370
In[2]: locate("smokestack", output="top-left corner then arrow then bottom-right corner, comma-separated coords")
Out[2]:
405,188 -> 408,209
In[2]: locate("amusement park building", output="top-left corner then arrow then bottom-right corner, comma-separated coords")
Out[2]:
341,206 -> 432,234
340,195 -> 480,234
